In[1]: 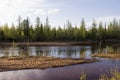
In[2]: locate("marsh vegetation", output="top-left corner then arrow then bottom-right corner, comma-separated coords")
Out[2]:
80,67 -> 120,80
0,56 -> 96,72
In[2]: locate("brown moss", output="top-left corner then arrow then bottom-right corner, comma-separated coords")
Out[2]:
0,56 -> 97,72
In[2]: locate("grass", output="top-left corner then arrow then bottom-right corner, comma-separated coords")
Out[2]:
99,67 -> 120,80
92,53 -> 120,58
80,73 -> 86,80
80,67 -> 120,80
0,56 -> 97,72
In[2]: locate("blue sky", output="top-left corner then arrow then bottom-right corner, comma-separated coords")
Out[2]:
0,0 -> 120,27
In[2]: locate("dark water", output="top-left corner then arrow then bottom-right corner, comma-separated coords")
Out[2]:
0,45 -> 120,80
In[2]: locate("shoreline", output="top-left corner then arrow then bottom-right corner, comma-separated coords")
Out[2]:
0,40 -> 120,46
0,42 -> 99,46
0,56 -> 97,72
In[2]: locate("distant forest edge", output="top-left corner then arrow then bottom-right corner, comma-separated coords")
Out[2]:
0,16 -> 120,42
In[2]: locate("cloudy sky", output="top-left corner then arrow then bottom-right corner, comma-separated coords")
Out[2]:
0,0 -> 120,27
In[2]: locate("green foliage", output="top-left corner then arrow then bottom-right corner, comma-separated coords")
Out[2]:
90,19 -> 97,40
0,17 -> 120,42
80,19 -> 86,40
22,18 -> 30,41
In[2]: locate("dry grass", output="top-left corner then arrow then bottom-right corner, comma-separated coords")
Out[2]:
99,67 -> 120,80
0,56 -> 96,72
80,73 -> 86,80
92,53 -> 120,58
80,67 -> 120,80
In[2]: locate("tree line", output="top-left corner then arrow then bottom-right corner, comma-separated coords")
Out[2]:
0,16 -> 120,42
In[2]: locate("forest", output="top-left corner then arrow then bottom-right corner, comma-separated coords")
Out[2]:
0,16 -> 120,42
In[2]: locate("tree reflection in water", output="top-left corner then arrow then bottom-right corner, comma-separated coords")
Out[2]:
80,48 -> 86,59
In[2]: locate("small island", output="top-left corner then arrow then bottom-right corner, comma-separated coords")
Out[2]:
0,56 -> 96,72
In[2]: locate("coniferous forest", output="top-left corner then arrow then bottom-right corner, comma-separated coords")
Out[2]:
0,16 -> 120,42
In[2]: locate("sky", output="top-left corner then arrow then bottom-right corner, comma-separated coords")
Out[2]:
0,0 -> 120,28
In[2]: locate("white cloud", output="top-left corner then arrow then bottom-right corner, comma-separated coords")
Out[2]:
34,9 -> 46,15
0,0 -> 46,15
48,8 -> 60,15
0,0 -> 60,26
0,0 -> 46,25
86,16 -> 120,28
34,8 -> 60,15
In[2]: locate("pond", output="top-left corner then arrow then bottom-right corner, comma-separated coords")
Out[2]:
0,45 -> 120,80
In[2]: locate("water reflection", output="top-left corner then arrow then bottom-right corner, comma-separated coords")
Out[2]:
0,46 -> 91,59
80,48 -> 86,59
0,45 -> 120,59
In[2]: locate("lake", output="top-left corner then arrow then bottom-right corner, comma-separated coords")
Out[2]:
0,45 -> 120,80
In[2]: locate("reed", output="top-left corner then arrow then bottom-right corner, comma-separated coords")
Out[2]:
80,67 -> 120,80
